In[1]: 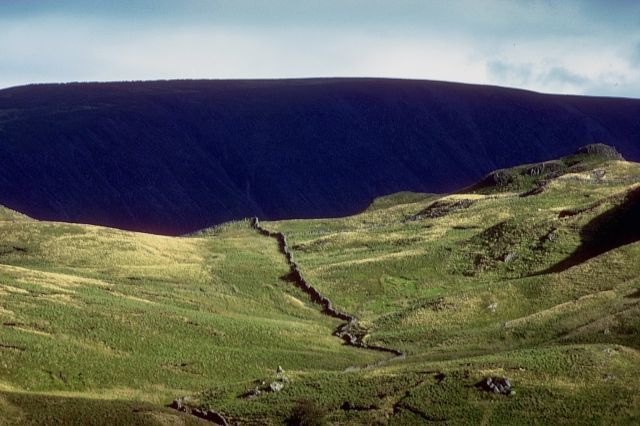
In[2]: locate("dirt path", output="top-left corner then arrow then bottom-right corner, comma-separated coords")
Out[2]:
250,217 -> 405,365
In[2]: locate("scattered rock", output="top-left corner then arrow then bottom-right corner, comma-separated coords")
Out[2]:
487,302 -> 498,313
603,374 -> 616,382
269,381 -> 285,392
476,376 -> 514,396
277,365 -> 285,374
503,252 -> 517,263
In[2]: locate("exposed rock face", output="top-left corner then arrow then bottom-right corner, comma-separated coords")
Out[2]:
169,398 -> 228,425
410,199 -> 475,221
576,143 -> 624,160
191,408 -> 229,426
525,161 -> 565,177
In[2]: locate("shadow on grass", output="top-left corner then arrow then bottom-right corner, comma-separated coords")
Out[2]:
0,391 -> 208,425
536,187 -> 640,275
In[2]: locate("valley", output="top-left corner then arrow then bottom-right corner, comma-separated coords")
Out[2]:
0,145 -> 639,424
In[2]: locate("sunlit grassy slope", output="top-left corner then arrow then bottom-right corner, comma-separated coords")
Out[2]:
0,217 -> 380,424
1,146 -> 640,424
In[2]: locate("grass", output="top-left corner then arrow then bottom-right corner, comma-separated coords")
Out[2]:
1,149 -> 639,424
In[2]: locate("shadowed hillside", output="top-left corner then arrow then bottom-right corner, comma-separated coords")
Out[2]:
1,78 -> 639,234
539,186 -> 640,274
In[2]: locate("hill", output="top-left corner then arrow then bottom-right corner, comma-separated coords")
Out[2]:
1,79 -> 640,234
0,146 -> 638,424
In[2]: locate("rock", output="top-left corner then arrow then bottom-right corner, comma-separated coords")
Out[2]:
205,410 -> 229,426
169,398 -> 187,412
575,143 -> 624,160
192,408 -> 206,417
491,171 -> 512,186
276,365 -> 285,374
540,228 -> 557,244
476,376 -> 513,396
503,252 -> 517,263
340,401 -> 377,411
269,381 -> 284,392
242,387 -> 261,399
520,183 -> 547,197
190,408 -> 229,425
525,161 -> 564,177
428,297 -> 453,311
412,199 -> 475,220
487,302 -> 498,313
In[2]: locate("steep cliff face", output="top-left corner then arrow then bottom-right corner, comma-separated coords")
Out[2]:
0,78 -> 639,234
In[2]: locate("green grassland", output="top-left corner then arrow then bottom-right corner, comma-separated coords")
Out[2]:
1,146 -> 640,424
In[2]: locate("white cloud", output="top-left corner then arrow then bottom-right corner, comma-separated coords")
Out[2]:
631,42 -> 640,67
1,10 -> 639,98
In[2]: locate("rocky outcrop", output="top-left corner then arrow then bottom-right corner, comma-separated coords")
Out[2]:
408,199 -> 475,221
476,377 -> 515,396
250,217 -> 405,360
242,368 -> 290,399
576,143 -> 624,160
170,398 -> 229,425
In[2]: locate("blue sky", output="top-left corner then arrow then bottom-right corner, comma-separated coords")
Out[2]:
1,0 -> 639,97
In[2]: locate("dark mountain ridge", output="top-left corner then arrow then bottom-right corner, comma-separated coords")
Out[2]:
0,78 -> 639,235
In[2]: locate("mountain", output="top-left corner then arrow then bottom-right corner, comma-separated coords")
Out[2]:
1,78 -> 639,234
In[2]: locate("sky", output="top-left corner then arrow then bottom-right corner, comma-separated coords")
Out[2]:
1,0 -> 639,97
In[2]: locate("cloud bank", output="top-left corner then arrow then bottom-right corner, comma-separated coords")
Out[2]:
0,1 -> 639,97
